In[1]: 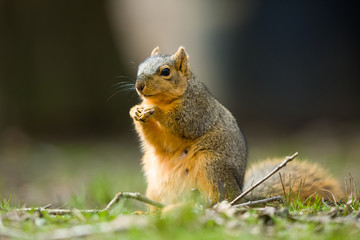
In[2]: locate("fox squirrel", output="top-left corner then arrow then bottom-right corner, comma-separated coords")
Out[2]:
129,46 -> 342,208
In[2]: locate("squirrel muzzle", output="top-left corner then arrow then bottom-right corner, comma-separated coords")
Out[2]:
136,80 -> 145,93
135,75 -> 147,96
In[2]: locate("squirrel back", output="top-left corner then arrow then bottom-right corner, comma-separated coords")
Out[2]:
129,46 -> 342,208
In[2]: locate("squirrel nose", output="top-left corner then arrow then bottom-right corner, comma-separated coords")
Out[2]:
136,81 -> 145,92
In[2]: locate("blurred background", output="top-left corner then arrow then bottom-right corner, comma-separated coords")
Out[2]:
0,0 -> 359,208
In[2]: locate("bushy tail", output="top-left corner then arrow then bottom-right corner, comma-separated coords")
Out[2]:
243,159 -> 343,202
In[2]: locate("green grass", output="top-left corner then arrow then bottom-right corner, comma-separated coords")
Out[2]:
1,139 -> 360,239
1,188 -> 360,240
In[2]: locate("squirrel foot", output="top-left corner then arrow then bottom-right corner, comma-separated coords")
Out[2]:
130,105 -> 155,122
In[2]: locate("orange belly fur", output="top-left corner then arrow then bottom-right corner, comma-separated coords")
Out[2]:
134,114 -> 215,205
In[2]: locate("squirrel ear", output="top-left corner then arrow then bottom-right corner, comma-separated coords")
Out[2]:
151,46 -> 160,56
174,46 -> 189,74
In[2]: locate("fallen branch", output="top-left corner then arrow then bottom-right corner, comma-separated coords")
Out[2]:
104,192 -> 166,211
229,152 -> 298,206
233,195 -> 282,208
13,192 -> 166,215
12,208 -> 101,215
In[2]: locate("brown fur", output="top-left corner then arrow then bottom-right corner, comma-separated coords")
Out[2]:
244,159 -> 343,202
130,46 -> 342,210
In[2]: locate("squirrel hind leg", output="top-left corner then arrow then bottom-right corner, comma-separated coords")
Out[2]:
244,159 -> 343,202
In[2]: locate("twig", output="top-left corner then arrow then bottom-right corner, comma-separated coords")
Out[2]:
229,152 -> 298,206
41,204 -> 52,210
233,195 -> 282,208
104,192 -> 166,211
13,192 -> 166,215
13,208 -> 101,215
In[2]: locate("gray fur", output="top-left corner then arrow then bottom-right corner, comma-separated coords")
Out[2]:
137,55 -> 173,77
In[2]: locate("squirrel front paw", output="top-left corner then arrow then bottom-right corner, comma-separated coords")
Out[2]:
130,105 -> 155,122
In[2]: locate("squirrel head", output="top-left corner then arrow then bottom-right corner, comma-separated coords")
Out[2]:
135,46 -> 190,105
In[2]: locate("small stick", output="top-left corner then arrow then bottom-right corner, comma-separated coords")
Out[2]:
14,192 -> 166,215
229,152 -> 298,206
13,208 -> 101,215
41,204 -> 52,210
233,195 -> 282,208
104,192 -> 166,211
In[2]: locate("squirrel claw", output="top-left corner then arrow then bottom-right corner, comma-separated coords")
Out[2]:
130,105 -> 155,122
138,108 -> 155,122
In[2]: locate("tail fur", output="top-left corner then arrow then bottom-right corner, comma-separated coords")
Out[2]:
244,159 -> 343,202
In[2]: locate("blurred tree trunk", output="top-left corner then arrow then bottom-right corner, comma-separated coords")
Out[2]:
0,0 -> 127,137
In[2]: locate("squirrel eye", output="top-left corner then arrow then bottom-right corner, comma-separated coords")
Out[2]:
160,68 -> 170,76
